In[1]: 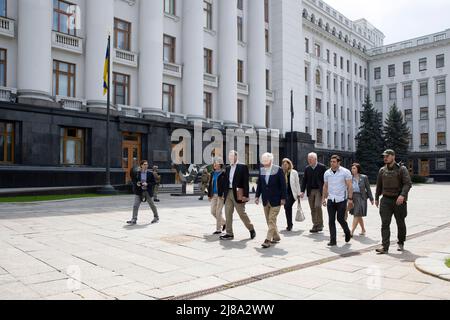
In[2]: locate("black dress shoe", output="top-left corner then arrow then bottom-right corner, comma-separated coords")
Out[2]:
310,229 -> 319,233
376,248 -> 389,255
126,220 -> 137,225
345,233 -> 352,243
213,231 -> 222,235
286,226 -> 293,231
220,234 -> 234,240
327,241 -> 337,246
250,230 -> 256,239
154,199 -> 160,202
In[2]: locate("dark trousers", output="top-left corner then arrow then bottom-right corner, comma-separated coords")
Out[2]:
380,196 -> 407,250
284,194 -> 296,228
327,199 -> 350,243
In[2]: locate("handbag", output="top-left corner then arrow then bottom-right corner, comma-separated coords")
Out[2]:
295,199 -> 305,222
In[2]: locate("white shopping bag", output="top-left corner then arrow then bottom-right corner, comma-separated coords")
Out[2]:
295,199 -> 305,222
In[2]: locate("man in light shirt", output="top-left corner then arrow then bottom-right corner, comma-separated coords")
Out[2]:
322,155 -> 353,246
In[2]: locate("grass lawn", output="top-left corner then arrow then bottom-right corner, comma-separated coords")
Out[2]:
0,193 -> 117,203
446,258 -> 450,268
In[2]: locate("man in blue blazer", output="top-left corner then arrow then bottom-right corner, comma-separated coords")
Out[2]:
255,153 -> 287,248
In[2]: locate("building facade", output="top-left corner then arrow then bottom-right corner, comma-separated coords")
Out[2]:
0,0 -> 449,188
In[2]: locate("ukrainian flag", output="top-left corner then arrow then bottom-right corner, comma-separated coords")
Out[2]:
103,39 -> 110,96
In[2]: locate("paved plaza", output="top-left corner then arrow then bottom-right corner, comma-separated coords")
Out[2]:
0,184 -> 449,300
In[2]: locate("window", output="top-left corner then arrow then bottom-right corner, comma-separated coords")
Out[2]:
0,121 -> 14,164
237,17 -> 243,42
113,72 -> 130,105
436,158 -> 447,170
333,78 -> 336,92
265,105 -> 270,128
60,127 -> 84,165
359,66 -> 362,78
403,61 -> 411,74
162,83 -> 175,112
203,1 -> 212,30
420,133 -> 429,147
163,34 -> 176,63
315,98 -> 322,113
346,60 -> 350,73
304,66 -> 308,82
354,63 -> 357,76
340,56 -> 343,70
266,69 -> 270,90
419,58 -> 427,71
334,104 -> 337,119
420,82 -> 428,96
316,129 -> 323,144
315,69 -> 321,86
347,108 -> 350,121
305,95 -> 308,110
204,92 -> 212,118
326,75 -> 330,89
334,132 -> 337,147
315,43 -> 321,57
237,99 -> 243,123
53,0 -> 77,36
389,87 -> 397,100
374,67 -> 381,80
364,68 -> 367,80
341,106 -> 344,120
405,109 -> 413,121
420,107 -> 429,120
305,126 -> 309,134
436,54 -> 445,68
204,48 -> 212,74
305,38 -> 309,53
408,134 -> 413,149
436,79 -> 446,94
326,49 -> 330,63
327,102 -> 330,116
375,90 -> 382,102
333,53 -> 337,66
264,0 -> 269,23
114,18 -> 131,51
0,48 -> 6,87
265,28 -> 269,52
164,0 -> 176,15
404,84 -> 412,98
237,0 -> 243,10
53,60 -> 76,97
437,105 -> 446,118
237,60 -> 244,82
388,64 -> 395,77
437,132 -> 446,146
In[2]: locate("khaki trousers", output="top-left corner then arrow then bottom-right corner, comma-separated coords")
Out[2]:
210,195 -> 226,231
263,204 -> 281,242
224,191 -> 254,236
308,189 -> 324,229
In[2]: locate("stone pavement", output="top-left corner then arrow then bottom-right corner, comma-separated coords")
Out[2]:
0,183 -> 449,300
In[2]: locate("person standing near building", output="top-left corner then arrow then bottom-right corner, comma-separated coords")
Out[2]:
255,153 -> 287,248
152,166 -> 161,202
349,163 -> 374,236
127,160 -> 159,225
281,158 -> 301,231
208,158 -> 227,235
199,168 -> 211,201
322,155 -> 353,246
375,150 -> 412,254
301,153 -> 327,233
220,150 -> 256,241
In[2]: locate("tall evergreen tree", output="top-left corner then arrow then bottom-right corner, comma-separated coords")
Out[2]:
384,103 -> 410,164
355,96 -> 385,182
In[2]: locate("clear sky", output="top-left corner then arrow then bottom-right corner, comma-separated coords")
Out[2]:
323,0 -> 450,45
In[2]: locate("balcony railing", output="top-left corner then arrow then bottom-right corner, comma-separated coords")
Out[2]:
204,73 -> 219,88
117,104 -> 142,118
0,86 -> 16,102
56,96 -> 85,111
114,48 -> 138,68
164,62 -> 183,78
237,82 -> 249,95
52,31 -> 83,54
0,16 -> 15,38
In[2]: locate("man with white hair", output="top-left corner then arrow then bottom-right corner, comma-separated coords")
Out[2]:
255,153 -> 287,248
301,152 -> 327,233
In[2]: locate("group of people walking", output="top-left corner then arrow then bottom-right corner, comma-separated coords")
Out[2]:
127,148 -> 412,254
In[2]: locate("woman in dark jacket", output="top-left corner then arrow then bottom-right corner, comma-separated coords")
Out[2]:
208,158 -> 227,235
349,163 -> 374,236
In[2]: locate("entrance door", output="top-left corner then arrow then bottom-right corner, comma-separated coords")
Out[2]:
122,133 -> 141,184
420,159 -> 430,177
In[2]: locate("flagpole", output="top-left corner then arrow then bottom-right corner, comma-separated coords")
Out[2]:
290,89 -> 294,162
99,35 -> 117,195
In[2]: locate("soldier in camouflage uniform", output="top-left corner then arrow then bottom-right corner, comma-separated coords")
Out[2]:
375,149 -> 412,254
152,166 -> 161,202
199,169 -> 211,201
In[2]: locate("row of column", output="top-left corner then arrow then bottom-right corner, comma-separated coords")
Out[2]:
16,0 -> 267,127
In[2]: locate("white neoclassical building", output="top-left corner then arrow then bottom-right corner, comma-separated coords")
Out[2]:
0,0 -> 449,187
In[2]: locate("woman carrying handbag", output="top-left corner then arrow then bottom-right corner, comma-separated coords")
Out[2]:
282,158 -> 303,230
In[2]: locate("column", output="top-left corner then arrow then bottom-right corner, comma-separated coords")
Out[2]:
182,0 -> 204,119
247,0 -> 266,128
139,0 -> 164,116
218,0 -> 238,124
17,0 -> 53,102
429,79 -> 437,150
85,0 -> 114,110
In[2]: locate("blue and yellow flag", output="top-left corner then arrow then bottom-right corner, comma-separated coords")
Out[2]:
103,39 -> 110,96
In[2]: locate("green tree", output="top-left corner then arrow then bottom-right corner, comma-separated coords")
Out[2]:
355,96 -> 385,182
384,103 -> 410,164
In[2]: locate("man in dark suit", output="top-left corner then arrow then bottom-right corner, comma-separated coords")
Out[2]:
127,160 -> 159,225
300,152 -> 327,233
220,150 -> 256,240
255,153 -> 287,249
